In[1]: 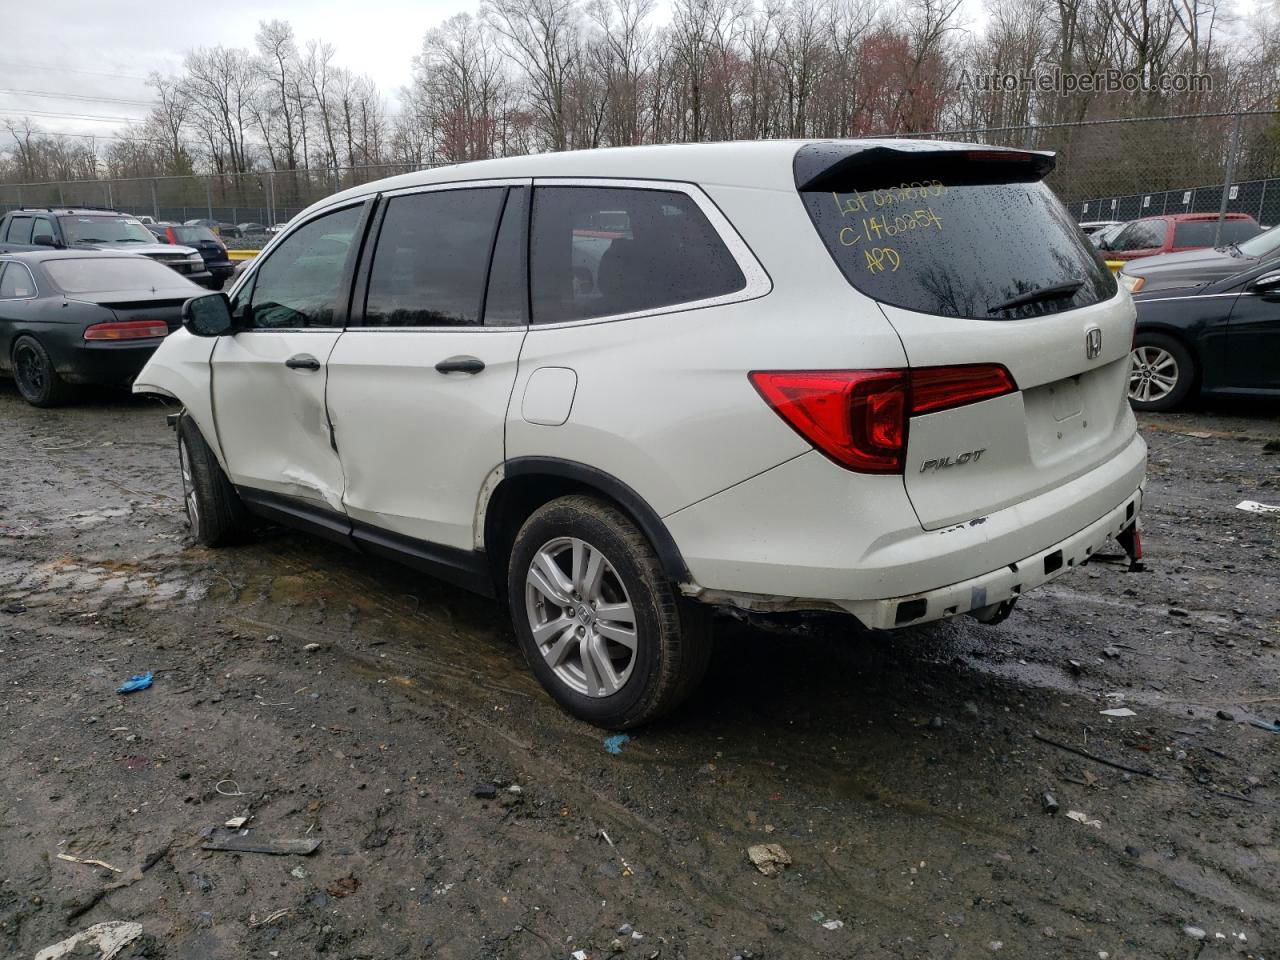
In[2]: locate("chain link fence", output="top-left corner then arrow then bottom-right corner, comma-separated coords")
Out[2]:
3,110 -> 1279,238
897,110 -> 1280,228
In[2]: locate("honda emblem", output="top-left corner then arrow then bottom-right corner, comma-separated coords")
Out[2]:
1085,327 -> 1102,360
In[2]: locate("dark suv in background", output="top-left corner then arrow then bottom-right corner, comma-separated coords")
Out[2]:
0,208 -> 212,285
148,223 -> 234,289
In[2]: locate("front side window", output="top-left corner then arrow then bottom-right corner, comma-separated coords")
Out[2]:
5,216 -> 33,244
364,187 -> 505,328
32,218 -> 55,244
530,186 -> 746,324
247,204 -> 362,329
1111,220 -> 1166,252
0,262 -> 36,298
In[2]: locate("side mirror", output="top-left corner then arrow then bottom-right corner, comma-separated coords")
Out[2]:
182,292 -> 235,337
1252,271 -> 1280,298
32,234 -> 55,247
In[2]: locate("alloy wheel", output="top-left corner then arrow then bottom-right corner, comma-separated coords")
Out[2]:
14,343 -> 46,397
524,536 -> 638,698
1128,345 -> 1179,403
179,435 -> 200,532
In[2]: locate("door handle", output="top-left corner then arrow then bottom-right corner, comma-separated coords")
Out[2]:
435,355 -> 485,375
285,354 -> 321,371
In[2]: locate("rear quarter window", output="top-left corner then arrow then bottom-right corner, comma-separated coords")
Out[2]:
800,174 -> 1115,320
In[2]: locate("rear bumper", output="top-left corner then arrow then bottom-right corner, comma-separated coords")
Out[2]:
59,339 -> 164,385
666,431 -> 1146,621
840,486 -> 1142,628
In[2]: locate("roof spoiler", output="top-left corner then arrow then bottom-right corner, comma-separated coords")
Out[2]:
794,141 -> 1056,192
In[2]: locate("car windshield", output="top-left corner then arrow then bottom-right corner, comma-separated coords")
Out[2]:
59,215 -> 156,244
1236,224 -> 1280,258
170,226 -> 219,245
45,257 -> 192,293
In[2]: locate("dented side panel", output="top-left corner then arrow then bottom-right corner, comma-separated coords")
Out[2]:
132,328 -> 219,462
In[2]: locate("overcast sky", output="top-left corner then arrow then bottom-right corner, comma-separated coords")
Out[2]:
0,0 -> 479,145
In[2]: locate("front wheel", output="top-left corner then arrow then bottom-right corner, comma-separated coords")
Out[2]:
507,495 -> 711,729
1128,333 -> 1195,412
178,414 -> 250,546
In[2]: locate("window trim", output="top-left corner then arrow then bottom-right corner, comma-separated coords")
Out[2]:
228,197 -> 374,333
348,177 -> 532,333
527,177 -> 772,329
0,260 -> 39,300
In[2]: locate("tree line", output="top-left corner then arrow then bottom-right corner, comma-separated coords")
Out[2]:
2,0 -> 1278,205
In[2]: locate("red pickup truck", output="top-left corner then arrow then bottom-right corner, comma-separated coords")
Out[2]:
1099,212 -> 1261,262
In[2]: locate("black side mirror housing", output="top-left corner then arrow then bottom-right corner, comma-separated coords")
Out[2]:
32,235 -> 56,247
182,292 -> 235,337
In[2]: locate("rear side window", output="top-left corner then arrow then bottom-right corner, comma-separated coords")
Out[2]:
797,145 -> 1116,320
5,217 -> 33,243
530,186 -> 746,324
364,187 -> 505,328
0,262 -> 36,298
1110,220 -> 1166,252
1173,220 -> 1259,248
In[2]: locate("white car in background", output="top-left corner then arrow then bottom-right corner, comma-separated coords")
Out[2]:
134,140 -> 1146,727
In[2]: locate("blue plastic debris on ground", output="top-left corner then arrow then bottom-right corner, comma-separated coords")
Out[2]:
603,734 -> 631,755
1249,718 -> 1280,733
117,672 -> 154,694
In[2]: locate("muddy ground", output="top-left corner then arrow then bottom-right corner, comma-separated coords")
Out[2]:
0,381 -> 1277,960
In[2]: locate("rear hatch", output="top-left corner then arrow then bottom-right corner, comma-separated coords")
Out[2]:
796,141 -> 1135,530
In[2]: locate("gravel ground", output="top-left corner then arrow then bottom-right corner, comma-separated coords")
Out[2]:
0,381 -> 1277,960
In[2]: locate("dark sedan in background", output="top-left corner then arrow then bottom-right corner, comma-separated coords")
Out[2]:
0,250 -> 202,407
1127,254 -> 1280,410
148,222 -> 235,289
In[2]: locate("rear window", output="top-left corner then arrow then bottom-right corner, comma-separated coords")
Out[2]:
170,226 -> 220,245
797,147 -> 1116,320
44,257 -> 192,294
1173,219 -> 1259,248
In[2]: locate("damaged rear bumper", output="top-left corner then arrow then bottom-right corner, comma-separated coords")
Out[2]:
842,485 -> 1143,629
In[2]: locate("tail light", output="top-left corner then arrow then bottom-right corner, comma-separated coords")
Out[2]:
750,364 -> 1016,474
84,320 -> 169,341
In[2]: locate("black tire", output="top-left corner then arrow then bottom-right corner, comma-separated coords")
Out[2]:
12,335 -> 75,407
178,413 -> 250,546
507,495 -> 712,729
1128,332 -> 1195,412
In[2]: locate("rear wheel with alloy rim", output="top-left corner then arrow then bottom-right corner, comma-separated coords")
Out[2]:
508,495 -> 711,728
12,335 -> 74,407
1128,332 -> 1195,412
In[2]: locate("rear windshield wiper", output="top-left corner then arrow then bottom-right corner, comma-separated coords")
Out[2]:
988,279 -> 1085,315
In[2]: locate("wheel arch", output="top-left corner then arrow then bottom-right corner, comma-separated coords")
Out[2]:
482,457 -> 693,597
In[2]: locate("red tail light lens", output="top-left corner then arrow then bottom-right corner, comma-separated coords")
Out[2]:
751,365 -> 1017,474
749,370 -> 908,473
910,364 -> 1016,415
84,320 -> 169,341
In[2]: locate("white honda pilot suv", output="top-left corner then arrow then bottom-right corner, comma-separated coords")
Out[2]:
136,140 -> 1146,728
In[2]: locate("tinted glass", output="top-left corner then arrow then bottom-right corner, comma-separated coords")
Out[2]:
44,257 -> 193,293
530,186 -> 746,324
1110,220 -> 1166,252
0,262 -> 35,298
249,204 -> 361,329
32,218 -> 55,243
802,179 -> 1115,319
6,217 -> 33,244
364,187 -> 504,327
58,215 -> 154,244
1173,220 -> 1260,248
171,226 -> 220,245
484,187 -> 528,326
